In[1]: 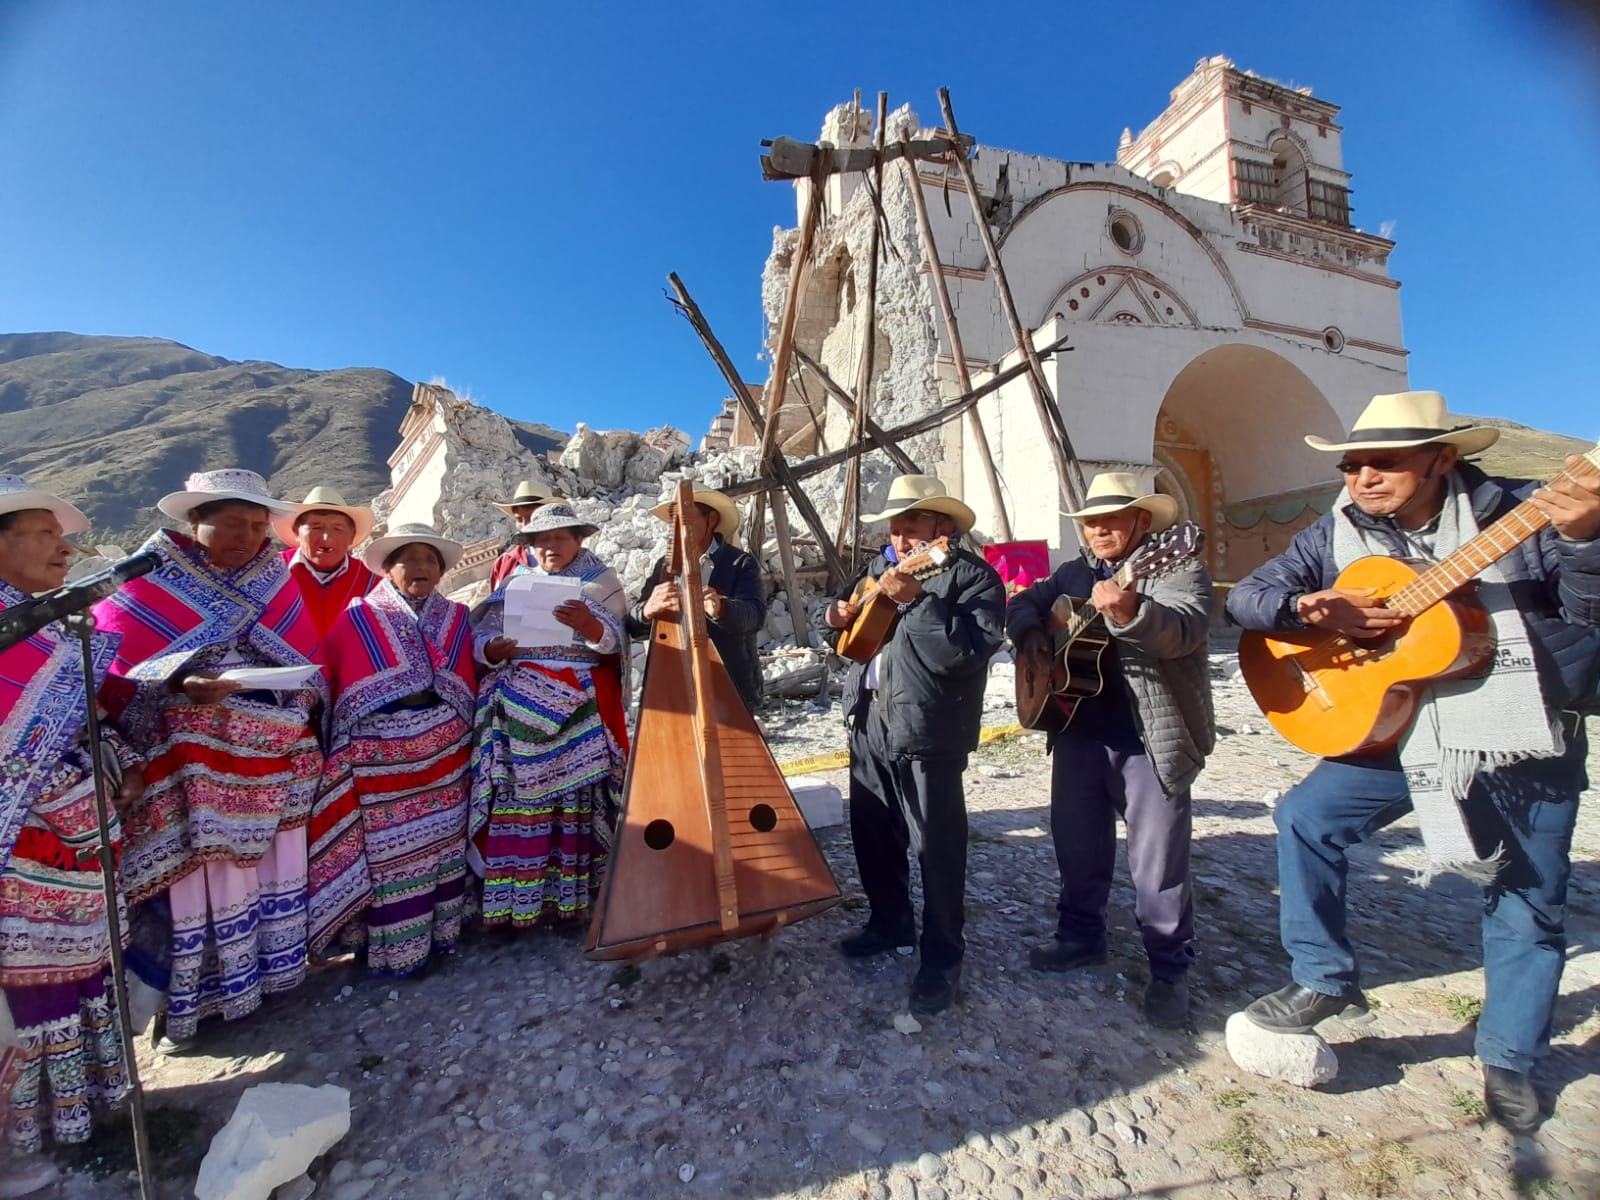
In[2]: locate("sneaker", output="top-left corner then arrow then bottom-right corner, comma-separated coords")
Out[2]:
1143,977 -> 1190,1028
1028,936 -> 1108,973
909,964 -> 962,1015
839,923 -> 915,959
1483,1064 -> 1542,1135
1244,982 -> 1371,1033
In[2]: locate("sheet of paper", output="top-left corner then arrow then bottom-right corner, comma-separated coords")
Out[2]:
503,573 -> 584,647
215,664 -> 323,690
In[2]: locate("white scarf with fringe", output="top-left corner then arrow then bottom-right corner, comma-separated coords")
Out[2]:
1330,475 -> 1562,883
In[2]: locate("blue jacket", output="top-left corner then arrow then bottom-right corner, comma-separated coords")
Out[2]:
629,537 -> 767,711
1225,464 -> 1600,714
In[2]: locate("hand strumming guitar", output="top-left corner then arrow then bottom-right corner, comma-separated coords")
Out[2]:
876,567 -> 923,606
1090,578 -> 1139,625
1294,588 -> 1406,640
824,598 -> 861,630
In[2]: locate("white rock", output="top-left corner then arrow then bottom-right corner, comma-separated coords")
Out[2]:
677,1162 -> 696,1183
1224,1012 -> 1338,1087
271,1176 -> 315,1200
792,783 -> 844,829
892,1013 -> 923,1036
194,1083 -> 351,1200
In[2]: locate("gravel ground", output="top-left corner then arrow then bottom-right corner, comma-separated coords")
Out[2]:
24,641 -> 1600,1200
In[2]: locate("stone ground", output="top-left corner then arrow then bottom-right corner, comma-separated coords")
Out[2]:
24,643 -> 1600,1200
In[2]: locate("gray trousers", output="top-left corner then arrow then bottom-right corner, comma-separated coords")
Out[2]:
1051,736 -> 1195,981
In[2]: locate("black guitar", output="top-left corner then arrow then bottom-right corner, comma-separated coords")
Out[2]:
1015,522 -> 1205,733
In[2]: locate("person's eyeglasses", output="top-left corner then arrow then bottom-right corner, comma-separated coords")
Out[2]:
1335,448 -> 1440,476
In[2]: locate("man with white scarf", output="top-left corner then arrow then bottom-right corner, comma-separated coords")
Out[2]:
1226,391 -> 1600,1134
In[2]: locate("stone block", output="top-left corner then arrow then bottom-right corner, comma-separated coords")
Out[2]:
792,783 -> 844,829
1223,1011 -> 1338,1088
195,1083 -> 351,1200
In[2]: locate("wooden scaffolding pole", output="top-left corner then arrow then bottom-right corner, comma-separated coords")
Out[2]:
938,88 -> 1088,511
837,91 -> 888,563
898,128 -> 1013,540
791,347 -> 919,474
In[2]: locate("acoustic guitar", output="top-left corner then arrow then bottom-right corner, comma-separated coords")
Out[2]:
1015,522 -> 1206,732
835,537 -> 953,662
1238,444 -> 1600,758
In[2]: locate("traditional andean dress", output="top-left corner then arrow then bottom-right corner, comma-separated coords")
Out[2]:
281,548 -> 378,640
308,581 -> 476,974
469,549 -> 627,926
95,531 -> 326,1043
0,581 -> 132,1152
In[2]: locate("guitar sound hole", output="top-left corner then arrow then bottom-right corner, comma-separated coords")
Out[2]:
748,804 -> 778,833
643,819 -> 676,850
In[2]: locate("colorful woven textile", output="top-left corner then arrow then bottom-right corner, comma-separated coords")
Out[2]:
307,583 -> 475,965
281,548 -> 378,640
2,973 -> 125,1153
469,662 -> 621,925
982,540 -> 1053,598
164,828 -> 307,1042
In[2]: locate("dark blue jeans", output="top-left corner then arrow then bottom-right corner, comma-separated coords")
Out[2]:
1274,718 -> 1586,1074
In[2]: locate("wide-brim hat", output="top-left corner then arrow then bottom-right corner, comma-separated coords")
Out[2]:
361,523 -> 464,573
158,469 -> 295,522
860,474 -> 976,533
650,489 -> 742,539
491,479 -> 558,516
1062,472 -> 1179,533
518,502 -> 598,539
1304,391 -> 1500,456
0,474 -> 90,536
270,486 -> 377,547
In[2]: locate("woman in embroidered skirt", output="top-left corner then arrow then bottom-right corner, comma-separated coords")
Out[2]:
0,477 -> 140,1173
95,469 -> 325,1053
308,524 -> 476,975
470,503 -> 627,930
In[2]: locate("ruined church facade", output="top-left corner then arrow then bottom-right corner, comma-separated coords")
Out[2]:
759,56 -> 1407,581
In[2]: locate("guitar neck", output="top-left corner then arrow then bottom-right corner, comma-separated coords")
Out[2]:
1387,451 -> 1598,615
1059,559 -> 1138,642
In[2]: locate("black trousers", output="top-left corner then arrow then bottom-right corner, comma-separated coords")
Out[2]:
847,696 -> 969,971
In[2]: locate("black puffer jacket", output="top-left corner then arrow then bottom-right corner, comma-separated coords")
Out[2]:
819,543 -> 1006,758
1225,463 -> 1600,714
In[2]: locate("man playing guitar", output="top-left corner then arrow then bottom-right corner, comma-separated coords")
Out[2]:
1006,473 -> 1214,1027
1227,391 -> 1600,1133
821,475 -> 1005,1016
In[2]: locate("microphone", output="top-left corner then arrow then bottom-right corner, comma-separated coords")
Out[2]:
0,550 -> 162,653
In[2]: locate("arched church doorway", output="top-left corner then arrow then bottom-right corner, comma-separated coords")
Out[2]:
1152,344 -> 1342,581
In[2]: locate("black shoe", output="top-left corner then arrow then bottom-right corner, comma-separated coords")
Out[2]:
1144,977 -> 1190,1028
1245,982 -> 1372,1033
909,964 -> 962,1015
1028,936 -> 1108,974
839,924 -> 915,959
1483,1065 -> 1542,1135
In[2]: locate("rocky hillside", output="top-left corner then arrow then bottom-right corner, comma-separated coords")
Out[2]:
0,333 -> 563,549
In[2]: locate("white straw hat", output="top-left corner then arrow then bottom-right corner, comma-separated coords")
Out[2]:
1304,391 -> 1500,456
157,469 -> 295,522
0,474 -> 90,536
270,486 -> 377,547
649,489 -> 742,539
1062,472 -> 1179,533
491,479 -> 559,516
860,474 -> 976,533
361,523 -> 464,573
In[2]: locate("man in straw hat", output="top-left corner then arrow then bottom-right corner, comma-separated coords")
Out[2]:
820,474 -> 1005,1015
0,476 -> 144,1178
488,479 -> 561,591
1227,391 -> 1600,1132
628,487 -> 765,713
1006,472 -> 1214,1028
272,487 -> 379,638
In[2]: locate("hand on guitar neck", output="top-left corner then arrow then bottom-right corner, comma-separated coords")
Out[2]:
1531,454 -> 1600,541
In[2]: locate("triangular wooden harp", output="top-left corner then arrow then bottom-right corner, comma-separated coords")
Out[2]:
585,480 -> 841,961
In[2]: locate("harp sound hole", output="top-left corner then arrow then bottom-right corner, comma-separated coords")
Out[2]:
748,804 -> 778,833
643,819 -> 676,850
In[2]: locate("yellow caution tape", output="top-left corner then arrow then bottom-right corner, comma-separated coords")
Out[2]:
777,722 -> 1029,778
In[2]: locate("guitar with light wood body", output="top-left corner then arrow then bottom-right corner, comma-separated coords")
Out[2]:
1238,445 -> 1600,758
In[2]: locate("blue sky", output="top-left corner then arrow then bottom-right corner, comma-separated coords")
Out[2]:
2,1 -> 1596,442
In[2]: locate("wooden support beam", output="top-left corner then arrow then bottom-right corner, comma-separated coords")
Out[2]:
791,347 -> 919,474
938,88 -> 1088,511
898,127 -> 1013,541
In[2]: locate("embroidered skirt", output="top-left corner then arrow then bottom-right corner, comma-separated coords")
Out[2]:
308,702 -> 471,974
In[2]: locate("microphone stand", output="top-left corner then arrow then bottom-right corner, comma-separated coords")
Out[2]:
64,609 -> 155,1200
